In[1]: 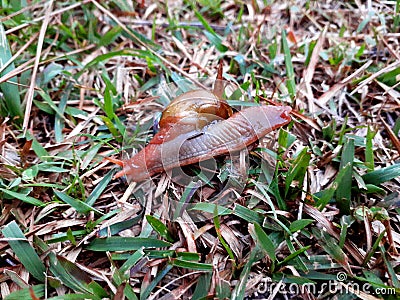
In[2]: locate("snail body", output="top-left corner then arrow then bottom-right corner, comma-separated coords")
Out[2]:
114,90 -> 291,181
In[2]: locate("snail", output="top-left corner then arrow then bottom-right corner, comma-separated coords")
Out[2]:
112,88 -> 292,182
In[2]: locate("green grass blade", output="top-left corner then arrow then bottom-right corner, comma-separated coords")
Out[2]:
213,209 -> 236,265
192,273 -> 212,300
0,23 -> 22,118
188,2 -> 227,52
190,202 -> 232,215
312,228 -> 352,274
336,137 -> 355,215
0,188 -> 45,206
46,295 -> 100,300
277,236 -> 309,272
24,131 -> 51,162
4,285 -> 45,300
277,244 -> 311,268
1,221 -> 46,281
363,230 -> 386,266
203,31 -> 228,52
146,215 -> 174,242
85,170 -> 114,206
48,254 -> 98,295
380,245 -> 400,288
99,26 -> 123,46
54,190 -> 101,214
289,219 -> 314,233
119,248 -> 145,274
103,79 -> 116,120
54,84 -> 71,142
173,181 -> 200,220
100,115 -> 123,143
216,279 -> 231,299
192,8 -> 217,36
37,89 -> 66,119
365,126 -> 375,172
81,143 -> 102,170
145,250 -> 175,259
253,222 -> 277,262
80,49 -> 138,72
140,264 -> 173,300
87,237 -> 171,251
394,0 -> 400,30
284,147 -> 310,196
171,259 -> 213,271
231,246 -> 264,300
281,30 -> 296,100
233,204 -> 264,224
177,252 -> 200,261
97,215 -> 142,237
362,163 -> 400,185
315,185 -> 336,210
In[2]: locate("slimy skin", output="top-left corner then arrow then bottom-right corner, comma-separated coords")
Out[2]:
114,104 -> 292,181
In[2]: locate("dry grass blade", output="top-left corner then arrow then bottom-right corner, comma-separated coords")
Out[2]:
0,32 -> 39,75
380,114 -> 400,156
300,25 -> 327,114
350,60 -> 400,96
303,204 -> 364,265
318,60 -> 373,106
22,0 -> 53,132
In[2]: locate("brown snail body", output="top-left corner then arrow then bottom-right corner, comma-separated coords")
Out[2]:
114,90 -> 291,181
